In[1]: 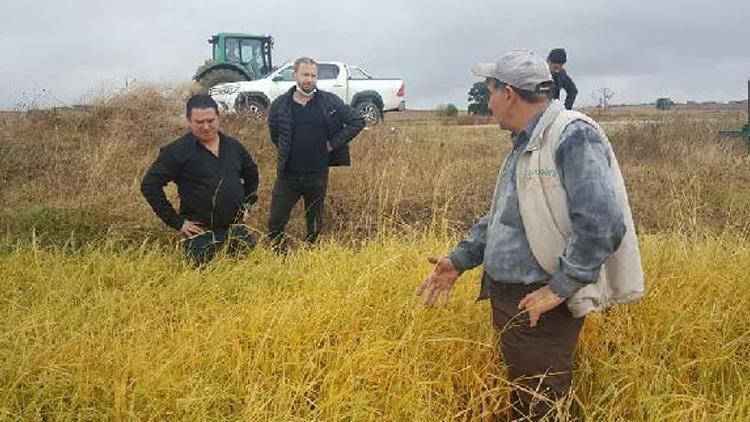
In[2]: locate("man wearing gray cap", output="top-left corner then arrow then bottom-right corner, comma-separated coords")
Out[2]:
416,50 -> 643,419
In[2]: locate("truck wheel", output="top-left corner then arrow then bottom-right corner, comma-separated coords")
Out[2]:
198,68 -> 246,91
356,99 -> 382,125
237,97 -> 267,122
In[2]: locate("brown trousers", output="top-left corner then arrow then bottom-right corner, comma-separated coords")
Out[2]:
489,282 -> 584,421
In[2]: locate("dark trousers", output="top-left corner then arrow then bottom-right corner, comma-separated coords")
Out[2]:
182,224 -> 257,266
489,282 -> 584,421
268,171 -> 328,251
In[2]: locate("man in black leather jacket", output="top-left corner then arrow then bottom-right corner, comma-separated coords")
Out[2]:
267,57 -> 365,252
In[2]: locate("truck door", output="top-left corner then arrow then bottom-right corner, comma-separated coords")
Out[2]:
316,64 -> 347,101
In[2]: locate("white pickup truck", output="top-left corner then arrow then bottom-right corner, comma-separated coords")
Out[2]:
209,61 -> 406,124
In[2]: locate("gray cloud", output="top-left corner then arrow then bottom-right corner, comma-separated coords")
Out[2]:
1,0 -> 748,109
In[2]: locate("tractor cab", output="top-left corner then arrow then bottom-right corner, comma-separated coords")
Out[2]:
194,33 -> 274,90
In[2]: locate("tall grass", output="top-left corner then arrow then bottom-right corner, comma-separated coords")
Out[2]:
1,85 -> 748,246
2,86 -> 750,419
1,234 -> 748,420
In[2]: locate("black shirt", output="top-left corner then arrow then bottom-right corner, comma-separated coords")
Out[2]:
287,95 -> 330,173
141,132 -> 259,230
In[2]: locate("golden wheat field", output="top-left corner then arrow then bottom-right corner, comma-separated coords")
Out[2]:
1,86 -> 750,420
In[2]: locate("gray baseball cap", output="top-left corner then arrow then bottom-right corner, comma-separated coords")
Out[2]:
472,49 -> 553,93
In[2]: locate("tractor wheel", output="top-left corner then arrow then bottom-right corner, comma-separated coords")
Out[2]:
355,99 -> 382,126
197,68 -> 246,91
237,96 -> 267,123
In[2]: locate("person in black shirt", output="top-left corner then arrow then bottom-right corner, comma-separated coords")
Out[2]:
267,57 -> 365,252
547,48 -> 578,110
141,95 -> 259,265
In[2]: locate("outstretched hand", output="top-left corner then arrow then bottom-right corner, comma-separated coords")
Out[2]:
415,256 -> 460,306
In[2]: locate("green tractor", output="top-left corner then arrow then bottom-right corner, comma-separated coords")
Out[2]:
194,33 -> 274,90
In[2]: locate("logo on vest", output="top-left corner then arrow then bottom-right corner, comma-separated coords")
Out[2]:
522,168 -> 561,190
523,168 -> 559,178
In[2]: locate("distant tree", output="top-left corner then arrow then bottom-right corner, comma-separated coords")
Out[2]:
437,103 -> 459,118
592,87 -> 616,109
468,81 -> 490,115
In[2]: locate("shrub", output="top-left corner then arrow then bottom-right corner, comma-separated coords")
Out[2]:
436,103 -> 459,118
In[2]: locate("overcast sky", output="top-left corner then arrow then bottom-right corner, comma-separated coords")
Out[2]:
1,0 -> 748,110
